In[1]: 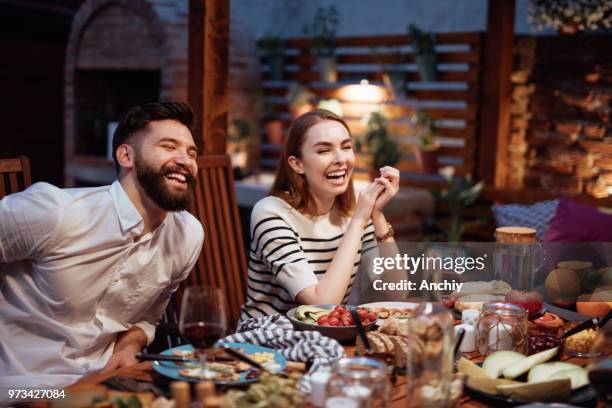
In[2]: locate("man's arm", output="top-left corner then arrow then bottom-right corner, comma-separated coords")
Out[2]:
100,326 -> 148,373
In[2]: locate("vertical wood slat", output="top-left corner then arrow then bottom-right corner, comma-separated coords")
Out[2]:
179,154 -> 247,329
0,156 -> 32,199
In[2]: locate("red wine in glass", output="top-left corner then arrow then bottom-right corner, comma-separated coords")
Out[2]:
179,286 -> 227,367
181,322 -> 226,349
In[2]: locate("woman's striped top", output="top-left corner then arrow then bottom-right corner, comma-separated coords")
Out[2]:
238,196 -> 376,324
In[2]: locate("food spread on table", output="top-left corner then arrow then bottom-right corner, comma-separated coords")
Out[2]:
292,304 -> 377,326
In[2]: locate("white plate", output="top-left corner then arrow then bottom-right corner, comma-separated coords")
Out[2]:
358,301 -> 419,325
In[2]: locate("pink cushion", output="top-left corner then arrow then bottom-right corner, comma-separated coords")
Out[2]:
543,197 -> 612,242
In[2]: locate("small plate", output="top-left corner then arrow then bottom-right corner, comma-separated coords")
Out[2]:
151,343 -> 286,385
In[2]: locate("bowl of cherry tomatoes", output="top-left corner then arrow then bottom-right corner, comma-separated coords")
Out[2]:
286,304 -> 377,343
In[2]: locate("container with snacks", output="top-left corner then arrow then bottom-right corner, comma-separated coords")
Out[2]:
563,327 -> 603,358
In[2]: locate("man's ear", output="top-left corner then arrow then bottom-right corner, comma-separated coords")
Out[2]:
287,155 -> 304,175
116,144 -> 134,170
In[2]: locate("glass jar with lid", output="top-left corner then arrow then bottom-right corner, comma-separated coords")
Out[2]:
476,302 -> 528,356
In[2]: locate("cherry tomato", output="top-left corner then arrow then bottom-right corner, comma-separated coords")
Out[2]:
367,312 -> 378,322
334,305 -> 345,312
328,317 -> 340,326
356,309 -> 367,318
317,316 -> 329,325
329,310 -> 340,319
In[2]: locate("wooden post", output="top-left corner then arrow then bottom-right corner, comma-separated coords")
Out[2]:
188,0 -> 229,155
478,0 -> 515,188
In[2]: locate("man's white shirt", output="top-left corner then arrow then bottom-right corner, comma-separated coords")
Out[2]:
0,181 -> 204,392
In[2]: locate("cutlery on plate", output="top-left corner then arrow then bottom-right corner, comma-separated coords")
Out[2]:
136,353 -> 196,362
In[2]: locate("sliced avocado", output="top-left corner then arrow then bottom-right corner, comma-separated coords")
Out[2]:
302,317 -> 316,324
295,305 -> 330,320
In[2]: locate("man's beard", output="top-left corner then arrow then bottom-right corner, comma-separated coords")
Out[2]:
135,158 -> 196,212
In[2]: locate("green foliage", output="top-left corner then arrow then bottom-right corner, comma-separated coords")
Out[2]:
428,176 -> 484,242
304,6 -> 341,57
361,112 -> 402,169
287,83 -> 315,109
258,35 -> 284,56
228,119 -> 253,143
409,110 -> 437,149
408,23 -> 436,55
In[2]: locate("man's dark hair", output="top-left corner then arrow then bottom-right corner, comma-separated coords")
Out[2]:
112,102 -> 195,171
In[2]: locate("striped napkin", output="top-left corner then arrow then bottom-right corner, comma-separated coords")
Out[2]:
219,314 -> 346,392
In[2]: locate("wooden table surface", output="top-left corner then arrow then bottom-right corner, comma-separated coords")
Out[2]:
72,344 -> 607,407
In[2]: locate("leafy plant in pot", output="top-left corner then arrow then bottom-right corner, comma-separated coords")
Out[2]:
427,169 -> 484,242
357,111 -> 402,179
304,5 -> 340,83
409,110 -> 440,174
408,23 -> 437,82
258,35 -> 285,81
287,83 -> 316,119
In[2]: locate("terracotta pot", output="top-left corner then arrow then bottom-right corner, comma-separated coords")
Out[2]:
415,146 -> 439,174
264,119 -> 284,145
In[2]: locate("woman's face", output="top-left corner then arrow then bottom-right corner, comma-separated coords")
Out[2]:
289,120 -> 355,204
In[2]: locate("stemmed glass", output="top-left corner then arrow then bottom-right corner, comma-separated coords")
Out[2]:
178,286 -> 227,368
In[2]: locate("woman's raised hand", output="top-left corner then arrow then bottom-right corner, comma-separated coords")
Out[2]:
372,166 -> 400,213
352,181 -> 385,227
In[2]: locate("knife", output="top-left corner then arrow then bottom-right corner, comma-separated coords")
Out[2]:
136,353 -> 197,362
350,308 -> 371,354
561,309 -> 612,339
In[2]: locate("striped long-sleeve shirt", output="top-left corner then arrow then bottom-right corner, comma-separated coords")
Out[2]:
239,196 -> 375,324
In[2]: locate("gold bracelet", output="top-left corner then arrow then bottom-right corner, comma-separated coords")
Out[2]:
375,222 -> 394,242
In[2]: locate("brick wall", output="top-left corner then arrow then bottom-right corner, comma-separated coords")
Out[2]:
64,0 -> 188,186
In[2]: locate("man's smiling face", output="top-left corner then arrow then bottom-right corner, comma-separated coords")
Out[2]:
132,119 -> 199,211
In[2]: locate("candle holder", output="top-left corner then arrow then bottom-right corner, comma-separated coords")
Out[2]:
325,357 -> 390,408
476,302 -> 528,356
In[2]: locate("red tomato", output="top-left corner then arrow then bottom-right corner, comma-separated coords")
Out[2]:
334,305 -> 345,312
367,312 -> 378,322
317,316 -> 329,325
328,317 -> 340,326
346,315 -> 354,325
329,310 -> 340,319
341,311 -> 351,319
356,309 -> 367,317
341,317 -> 351,326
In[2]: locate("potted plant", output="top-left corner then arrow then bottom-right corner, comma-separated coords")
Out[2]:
427,169 -> 484,242
228,118 -> 253,172
258,35 -> 285,81
357,111 -> 402,179
408,24 -> 437,82
409,110 -> 440,174
287,83 -> 316,119
304,5 -> 341,83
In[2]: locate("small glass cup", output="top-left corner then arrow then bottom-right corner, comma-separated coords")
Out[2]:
476,302 -> 528,356
325,357 -> 390,408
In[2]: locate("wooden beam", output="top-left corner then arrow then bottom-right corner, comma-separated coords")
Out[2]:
188,0 -> 229,155
478,0 -> 515,187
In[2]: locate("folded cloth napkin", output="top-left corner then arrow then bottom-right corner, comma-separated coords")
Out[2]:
219,314 -> 345,393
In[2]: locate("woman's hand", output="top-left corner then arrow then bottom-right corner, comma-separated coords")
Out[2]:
372,166 -> 400,213
352,181 -> 385,227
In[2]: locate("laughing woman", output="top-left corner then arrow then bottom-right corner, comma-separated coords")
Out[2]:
239,109 -> 399,323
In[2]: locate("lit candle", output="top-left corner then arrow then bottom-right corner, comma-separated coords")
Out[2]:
488,322 -> 513,351
310,371 -> 331,407
454,323 -> 476,352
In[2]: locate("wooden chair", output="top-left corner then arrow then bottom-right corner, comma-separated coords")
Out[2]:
0,156 -> 32,199
148,154 -> 249,352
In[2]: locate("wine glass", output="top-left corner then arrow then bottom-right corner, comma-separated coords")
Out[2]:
178,286 -> 227,367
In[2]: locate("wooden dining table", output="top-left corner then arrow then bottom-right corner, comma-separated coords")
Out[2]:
70,343 -> 608,408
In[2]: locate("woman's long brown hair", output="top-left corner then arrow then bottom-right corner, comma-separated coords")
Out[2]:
270,109 -> 355,217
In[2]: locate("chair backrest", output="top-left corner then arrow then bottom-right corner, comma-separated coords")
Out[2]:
148,154 -> 248,352
0,156 -> 32,199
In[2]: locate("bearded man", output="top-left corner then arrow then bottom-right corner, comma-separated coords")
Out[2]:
0,102 -> 204,393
